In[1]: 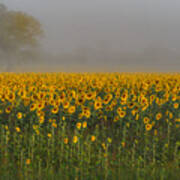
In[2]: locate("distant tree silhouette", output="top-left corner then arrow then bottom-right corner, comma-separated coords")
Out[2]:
0,3 -> 43,71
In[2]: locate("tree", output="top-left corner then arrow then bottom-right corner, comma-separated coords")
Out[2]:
0,3 -> 44,71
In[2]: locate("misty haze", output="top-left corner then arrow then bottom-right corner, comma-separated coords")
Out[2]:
1,1 -> 180,179
1,0 -> 180,72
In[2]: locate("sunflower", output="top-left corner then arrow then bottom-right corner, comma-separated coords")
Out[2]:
73,136 -> 78,144
52,106 -> 59,114
68,105 -> 76,114
39,115 -> 45,124
38,92 -> 46,100
31,94 -> 39,101
82,121 -> 87,128
150,95 -> 155,103
70,90 -> 76,99
155,85 -> 163,92
36,110 -> 43,117
91,135 -> 96,142
141,96 -> 148,105
78,113 -> 83,119
59,92 -> 66,102
102,143 -> 106,150
47,133 -> 52,138
17,112 -> 23,119
143,117 -> 150,124
135,114 -> 139,120
156,113 -> 162,120
0,93 -> 6,102
145,124 -> 152,131
142,104 -> 149,111
107,137 -> 112,143
16,127 -> 21,133
164,93 -> 169,101
76,122 -> 81,130
26,159 -> 31,165
131,109 -> 137,116
23,98 -> 30,106
5,106 -> 12,114
128,102 -> 134,109
76,96 -> 85,105
121,142 -> 125,148
169,112 -> 173,119
115,90 -> 121,98
64,138 -> 69,144
6,92 -> 15,102
4,125 -> 8,130
121,92 -> 128,102
103,94 -> 112,105
119,110 -> 126,118
154,129 -> 158,136
174,103 -> 179,109
86,92 -> 93,100
63,101 -> 70,109
103,97 -> 109,105
113,116 -> 119,122
94,100 -> 102,110
30,103 -> 36,111
52,122 -> 57,128
117,107 -> 122,114
37,102 -> 45,110
18,90 -> 26,98
172,95 -> 177,101
83,109 -> 91,118
54,100 -> 60,107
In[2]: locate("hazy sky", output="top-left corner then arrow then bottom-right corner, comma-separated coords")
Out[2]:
2,0 -> 180,71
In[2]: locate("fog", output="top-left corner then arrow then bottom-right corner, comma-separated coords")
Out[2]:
2,0 -> 180,72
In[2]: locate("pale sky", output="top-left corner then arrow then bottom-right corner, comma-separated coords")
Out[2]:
2,0 -> 180,71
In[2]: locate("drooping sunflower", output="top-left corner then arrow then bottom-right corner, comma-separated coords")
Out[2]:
76,122 -> 81,130
73,136 -> 78,144
64,138 -> 69,144
174,103 -> 179,109
91,135 -> 96,142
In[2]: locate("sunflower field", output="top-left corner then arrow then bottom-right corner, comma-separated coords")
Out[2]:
0,73 -> 180,179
